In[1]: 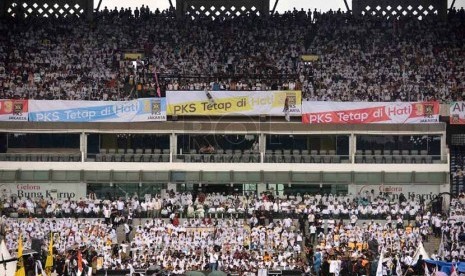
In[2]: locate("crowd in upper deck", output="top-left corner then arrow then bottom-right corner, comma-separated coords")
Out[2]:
1,7 -> 464,102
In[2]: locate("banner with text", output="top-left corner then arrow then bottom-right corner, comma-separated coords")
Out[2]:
348,184 -> 440,203
166,90 -> 302,116
302,101 -> 439,124
0,99 -> 28,121
450,102 -> 465,124
2,183 -> 86,200
29,98 -> 166,122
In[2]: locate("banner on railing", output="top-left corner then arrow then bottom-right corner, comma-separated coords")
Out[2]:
29,98 -> 166,122
4,183 -> 86,199
302,101 -> 439,124
450,102 -> 465,124
0,99 -> 28,121
166,90 -> 302,116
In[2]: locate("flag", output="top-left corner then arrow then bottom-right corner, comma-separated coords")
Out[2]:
45,233 -> 53,275
396,256 -> 402,276
35,260 -> 45,276
77,250 -> 83,274
413,241 -> 429,264
154,67 -> 161,98
451,263 -> 458,276
15,234 -> 25,276
424,263 -> 430,276
376,248 -> 385,276
438,233 -> 445,259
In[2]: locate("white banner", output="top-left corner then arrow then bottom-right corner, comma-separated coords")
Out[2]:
0,183 -> 86,200
348,184 -> 440,202
302,101 -> 439,124
29,98 -> 166,122
166,90 -> 302,116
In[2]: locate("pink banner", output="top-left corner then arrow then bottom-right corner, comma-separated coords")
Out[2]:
302,102 -> 439,124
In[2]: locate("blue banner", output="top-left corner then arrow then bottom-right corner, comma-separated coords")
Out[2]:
29,98 -> 166,122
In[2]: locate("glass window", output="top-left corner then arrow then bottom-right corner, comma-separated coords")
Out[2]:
357,135 -> 441,154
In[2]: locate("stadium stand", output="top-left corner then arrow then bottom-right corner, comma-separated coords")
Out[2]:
0,8 -> 464,101
0,2 -> 461,276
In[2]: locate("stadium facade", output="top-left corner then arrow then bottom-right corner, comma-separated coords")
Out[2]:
0,103 -> 453,205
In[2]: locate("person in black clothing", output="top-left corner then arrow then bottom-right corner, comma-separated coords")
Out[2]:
320,257 -> 330,276
414,255 -> 425,275
299,214 -> 306,234
399,193 -> 407,204
55,254 -> 65,276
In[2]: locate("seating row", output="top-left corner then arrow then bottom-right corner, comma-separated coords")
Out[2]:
95,153 -> 170,162
99,148 -> 170,154
0,153 -> 81,162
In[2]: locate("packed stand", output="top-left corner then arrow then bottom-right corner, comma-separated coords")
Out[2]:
433,194 -> 465,262
0,8 -> 311,101
0,189 -> 438,275
1,8 -> 465,102
305,191 -> 434,275
303,8 -> 465,102
0,190 -> 427,220
1,215 -> 308,274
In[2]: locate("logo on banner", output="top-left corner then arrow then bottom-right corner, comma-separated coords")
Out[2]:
3,101 -> 13,113
414,103 -> 434,117
144,99 -> 161,115
286,92 -> 297,106
423,103 -> 434,117
13,102 -> 24,115
452,114 -> 460,124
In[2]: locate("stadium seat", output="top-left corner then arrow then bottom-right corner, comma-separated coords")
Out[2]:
214,154 -> 223,163
123,154 -> 133,162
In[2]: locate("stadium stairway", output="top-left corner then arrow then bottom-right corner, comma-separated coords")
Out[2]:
423,235 -> 441,257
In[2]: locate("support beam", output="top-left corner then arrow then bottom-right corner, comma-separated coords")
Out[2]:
95,0 -> 102,11
271,0 -> 279,15
449,0 -> 456,10
343,0 -> 351,11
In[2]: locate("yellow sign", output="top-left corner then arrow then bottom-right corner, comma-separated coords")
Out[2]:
124,53 -> 144,60
166,90 -> 302,116
301,55 -> 319,62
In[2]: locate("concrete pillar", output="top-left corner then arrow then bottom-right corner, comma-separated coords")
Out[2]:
85,0 -> 94,20
437,0 -> 448,19
80,132 -> 88,162
350,133 -> 356,163
259,133 -> 265,163
261,0 -> 269,17
0,0 -> 7,19
257,183 -> 267,195
352,0 -> 361,15
170,133 -> 177,162
167,183 -> 177,193
176,0 -> 184,18
441,132 -> 447,163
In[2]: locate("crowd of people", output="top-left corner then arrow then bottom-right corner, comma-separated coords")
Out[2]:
0,190 -> 427,221
431,194 -> 465,263
0,188 -> 444,275
1,8 -> 465,102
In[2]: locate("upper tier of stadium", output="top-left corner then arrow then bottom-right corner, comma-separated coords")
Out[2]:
0,7 -> 464,102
